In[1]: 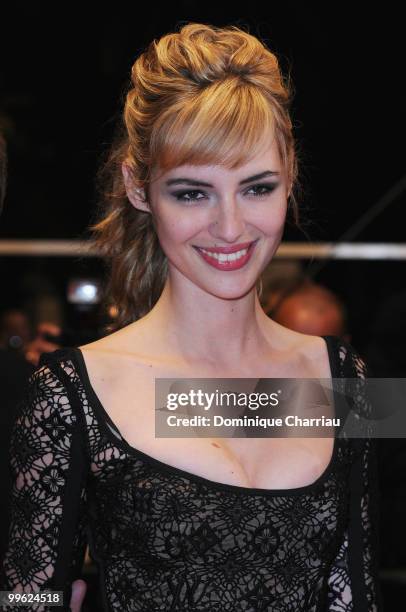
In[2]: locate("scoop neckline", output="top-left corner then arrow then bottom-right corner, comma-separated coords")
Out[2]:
62,335 -> 340,497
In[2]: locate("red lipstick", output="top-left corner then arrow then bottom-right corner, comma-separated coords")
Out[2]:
193,239 -> 258,271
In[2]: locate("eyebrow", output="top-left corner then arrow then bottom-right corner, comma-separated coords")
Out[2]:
165,170 -> 280,188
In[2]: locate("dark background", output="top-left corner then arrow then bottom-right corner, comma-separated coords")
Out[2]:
1,4 -> 405,241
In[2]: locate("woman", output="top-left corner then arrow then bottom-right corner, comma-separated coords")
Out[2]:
0,22 -> 382,611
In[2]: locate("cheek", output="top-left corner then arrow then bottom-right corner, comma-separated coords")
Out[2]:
154,206 -> 204,245
250,198 -> 287,236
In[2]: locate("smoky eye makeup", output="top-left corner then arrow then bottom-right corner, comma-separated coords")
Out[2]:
246,182 -> 280,196
169,181 -> 280,203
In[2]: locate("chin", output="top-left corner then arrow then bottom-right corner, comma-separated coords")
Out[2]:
175,264 -> 259,299
202,282 -> 256,300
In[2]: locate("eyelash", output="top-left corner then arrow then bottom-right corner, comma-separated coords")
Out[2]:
171,183 -> 279,203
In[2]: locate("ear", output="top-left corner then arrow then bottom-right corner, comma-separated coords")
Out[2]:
122,163 -> 150,213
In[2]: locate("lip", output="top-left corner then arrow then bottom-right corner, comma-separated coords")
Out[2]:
193,239 -> 259,271
192,240 -> 258,254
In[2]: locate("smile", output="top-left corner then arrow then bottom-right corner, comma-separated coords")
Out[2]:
192,239 -> 259,271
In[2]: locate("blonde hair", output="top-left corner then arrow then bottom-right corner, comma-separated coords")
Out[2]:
89,22 -> 302,333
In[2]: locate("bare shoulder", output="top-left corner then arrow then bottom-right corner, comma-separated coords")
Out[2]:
297,332 -> 333,379
268,323 -> 333,378
77,322 -> 158,384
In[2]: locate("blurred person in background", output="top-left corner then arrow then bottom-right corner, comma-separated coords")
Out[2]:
264,275 -> 351,342
0,133 -> 87,610
0,308 -> 33,352
0,135 -> 36,562
24,321 -> 62,366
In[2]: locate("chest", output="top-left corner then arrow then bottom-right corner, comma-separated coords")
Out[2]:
84,354 -> 336,491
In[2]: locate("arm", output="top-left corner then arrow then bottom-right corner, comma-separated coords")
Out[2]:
326,439 -> 383,611
0,355 -> 88,611
327,341 -> 383,611
347,437 -> 383,612
326,529 -> 352,610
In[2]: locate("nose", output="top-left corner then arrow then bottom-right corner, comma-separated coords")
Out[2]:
209,200 -> 246,243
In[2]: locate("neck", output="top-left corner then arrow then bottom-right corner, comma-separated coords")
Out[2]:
139,270 -> 274,368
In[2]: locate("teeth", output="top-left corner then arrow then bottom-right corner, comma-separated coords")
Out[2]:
199,247 -> 248,262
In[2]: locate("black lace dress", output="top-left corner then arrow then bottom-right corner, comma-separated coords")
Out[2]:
0,335 -> 383,611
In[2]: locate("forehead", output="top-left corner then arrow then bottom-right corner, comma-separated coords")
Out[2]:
152,138 -> 282,184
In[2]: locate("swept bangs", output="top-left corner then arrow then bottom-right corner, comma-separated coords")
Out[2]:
149,78 -> 278,180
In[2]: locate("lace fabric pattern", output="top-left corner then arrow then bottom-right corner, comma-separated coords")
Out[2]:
0,337 -> 383,611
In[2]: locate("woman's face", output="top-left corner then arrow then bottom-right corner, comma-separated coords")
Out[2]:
125,137 -> 289,299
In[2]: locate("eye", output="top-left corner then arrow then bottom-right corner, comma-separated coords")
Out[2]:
170,182 -> 279,204
246,183 -> 279,197
172,190 -> 206,203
